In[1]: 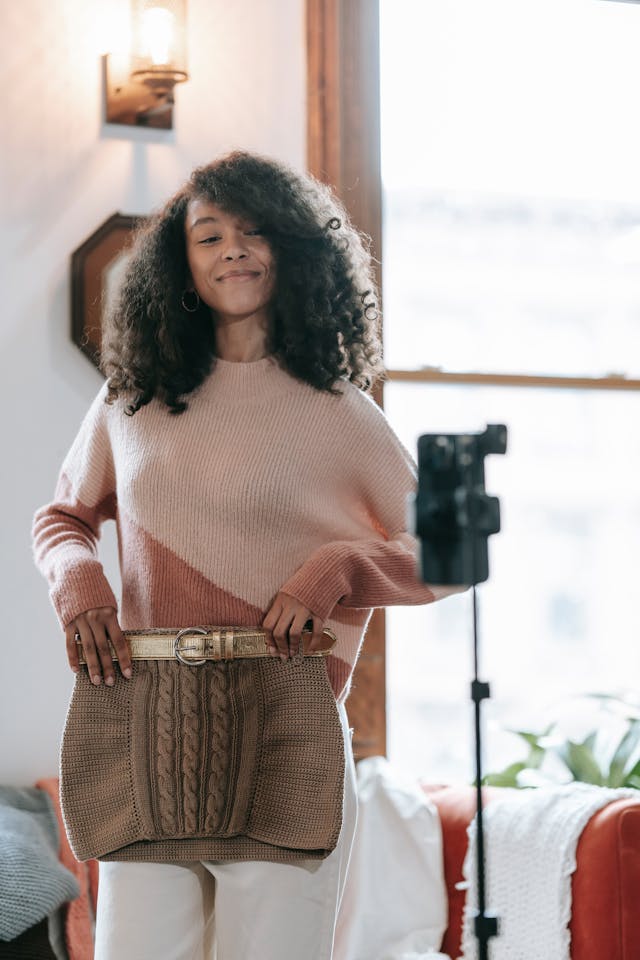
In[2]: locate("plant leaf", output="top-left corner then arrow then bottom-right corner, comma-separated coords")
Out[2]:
583,692 -> 640,722
525,745 -> 546,770
607,720 -> 640,788
506,725 -> 555,749
554,740 -> 603,785
622,757 -> 640,789
482,762 -> 527,788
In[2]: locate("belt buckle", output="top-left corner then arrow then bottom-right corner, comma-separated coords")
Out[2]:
174,627 -> 208,666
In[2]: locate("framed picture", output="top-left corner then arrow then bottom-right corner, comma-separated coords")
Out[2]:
71,213 -> 145,372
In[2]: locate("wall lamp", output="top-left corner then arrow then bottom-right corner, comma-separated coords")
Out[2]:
104,0 -> 189,129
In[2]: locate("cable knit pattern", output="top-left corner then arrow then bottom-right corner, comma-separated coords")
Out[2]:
153,663 -> 179,836
179,665 -> 201,836
203,664 -> 232,834
31,355 -> 465,703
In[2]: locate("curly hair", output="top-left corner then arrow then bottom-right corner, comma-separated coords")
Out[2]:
101,150 -> 385,416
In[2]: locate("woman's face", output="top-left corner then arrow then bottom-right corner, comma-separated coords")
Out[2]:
184,199 -> 276,330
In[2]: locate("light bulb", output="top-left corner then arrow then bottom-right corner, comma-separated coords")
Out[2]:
141,6 -> 176,66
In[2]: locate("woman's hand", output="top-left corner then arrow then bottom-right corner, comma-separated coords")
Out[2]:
65,606 -> 133,686
262,591 -> 326,661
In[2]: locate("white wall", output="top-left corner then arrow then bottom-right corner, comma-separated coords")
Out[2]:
1,0 -> 306,784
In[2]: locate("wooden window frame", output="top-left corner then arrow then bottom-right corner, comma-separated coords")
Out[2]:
307,0 -> 386,759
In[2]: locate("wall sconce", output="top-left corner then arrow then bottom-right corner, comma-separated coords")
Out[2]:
105,0 -> 189,129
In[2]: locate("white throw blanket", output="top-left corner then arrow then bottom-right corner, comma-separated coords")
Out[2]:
334,757 -> 449,960
461,783 -> 638,959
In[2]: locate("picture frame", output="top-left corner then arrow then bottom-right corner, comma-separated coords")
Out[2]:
71,213 -> 145,372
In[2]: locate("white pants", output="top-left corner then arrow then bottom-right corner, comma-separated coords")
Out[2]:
94,703 -> 357,960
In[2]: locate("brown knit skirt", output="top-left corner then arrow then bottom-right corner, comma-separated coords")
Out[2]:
59,656 -> 345,864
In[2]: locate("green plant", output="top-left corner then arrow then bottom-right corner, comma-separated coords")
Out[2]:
482,694 -> 640,789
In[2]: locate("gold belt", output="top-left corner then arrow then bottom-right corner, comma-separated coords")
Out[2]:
74,625 -> 337,667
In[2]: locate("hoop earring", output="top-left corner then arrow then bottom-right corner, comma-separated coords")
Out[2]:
181,289 -> 200,313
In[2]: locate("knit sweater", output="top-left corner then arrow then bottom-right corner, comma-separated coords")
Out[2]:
32,354 -> 465,705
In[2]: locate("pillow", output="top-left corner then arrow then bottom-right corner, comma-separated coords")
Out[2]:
335,757 -> 447,960
0,786 -> 80,941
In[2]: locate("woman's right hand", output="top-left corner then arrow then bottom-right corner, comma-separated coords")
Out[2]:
65,606 -> 132,686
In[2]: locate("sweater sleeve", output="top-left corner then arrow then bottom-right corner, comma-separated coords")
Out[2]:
31,383 -> 119,630
279,387 -> 469,621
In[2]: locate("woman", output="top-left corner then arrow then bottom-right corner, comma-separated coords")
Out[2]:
31,150 -> 465,960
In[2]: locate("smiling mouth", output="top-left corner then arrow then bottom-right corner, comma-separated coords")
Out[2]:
219,272 -> 260,282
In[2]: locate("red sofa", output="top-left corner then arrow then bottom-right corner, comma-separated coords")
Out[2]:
424,785 -> 640,960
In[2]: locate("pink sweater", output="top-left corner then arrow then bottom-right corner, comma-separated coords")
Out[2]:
32,355 -> 465,703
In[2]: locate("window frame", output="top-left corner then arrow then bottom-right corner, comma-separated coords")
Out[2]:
307,0 -> 386,759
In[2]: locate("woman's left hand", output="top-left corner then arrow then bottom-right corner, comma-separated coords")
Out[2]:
262,591 -> 326,661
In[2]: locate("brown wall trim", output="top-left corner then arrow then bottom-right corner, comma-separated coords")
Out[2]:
306,0 -> 382,289
306,0 -> 341,189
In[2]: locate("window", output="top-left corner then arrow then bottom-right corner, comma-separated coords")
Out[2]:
380,0 -> 640,782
